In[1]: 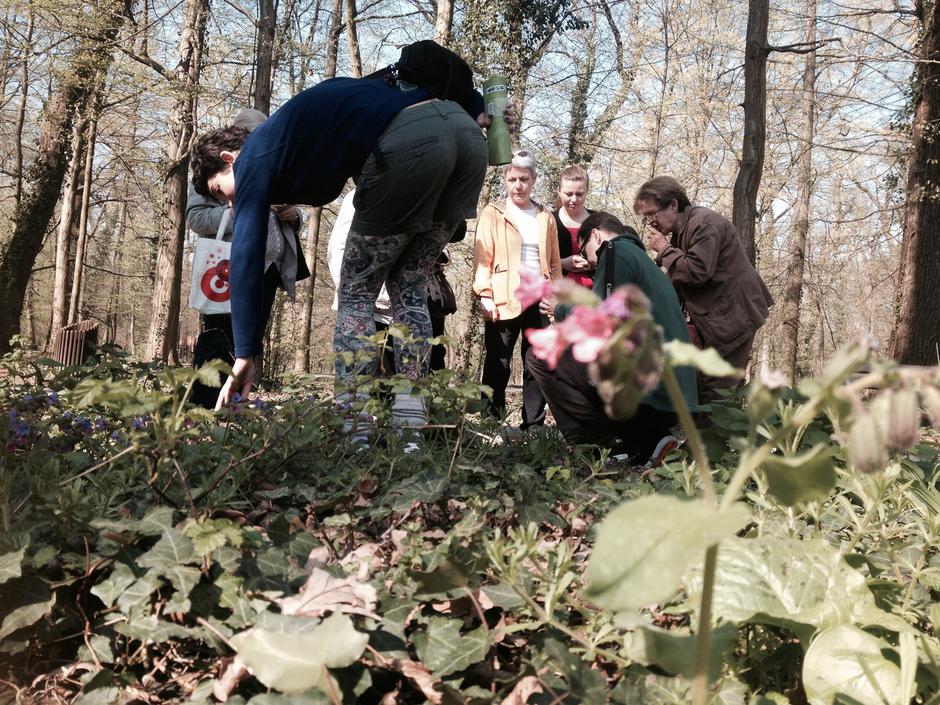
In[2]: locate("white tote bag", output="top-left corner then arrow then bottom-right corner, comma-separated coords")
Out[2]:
188,209 -> 233,315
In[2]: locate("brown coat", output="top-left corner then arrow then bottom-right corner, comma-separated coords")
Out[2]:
472,201 -> 562,321
658,206 -> 773,356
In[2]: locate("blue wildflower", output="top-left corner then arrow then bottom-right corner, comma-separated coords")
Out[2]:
47,390 -> 59,405
232,392 -> 243,403
252,399 -> 266,409
63,410 -> 73,421
111,430 -> 123,441
75,416 -> 92,433
95,417 -> 107,431
133,417 -> 145,430
23,393 -> 33,403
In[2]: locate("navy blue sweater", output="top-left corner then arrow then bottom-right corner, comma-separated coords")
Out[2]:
230,77 -> 482,358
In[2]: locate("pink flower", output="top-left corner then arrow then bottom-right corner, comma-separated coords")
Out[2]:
525,326 -> 568,369
515,269 -> 552,310
599,289 -> 631,320
561,306 -> 614,363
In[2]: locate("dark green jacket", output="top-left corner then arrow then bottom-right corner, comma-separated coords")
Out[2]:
559,231 -> 699,413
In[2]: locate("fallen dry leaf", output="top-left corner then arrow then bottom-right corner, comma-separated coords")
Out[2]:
278,565 -> 378,618
399,659 -> 442,704
212,657 -> 248,703
499,675 -> 543,705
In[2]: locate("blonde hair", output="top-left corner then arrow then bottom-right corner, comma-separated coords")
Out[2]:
556,164 -> 589,209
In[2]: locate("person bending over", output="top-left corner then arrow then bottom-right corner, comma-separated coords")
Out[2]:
191,43 -> 503,431
527,212 -> 698,463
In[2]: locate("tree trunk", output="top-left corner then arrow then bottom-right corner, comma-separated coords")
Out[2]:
67,112 -> 99,325
0,0 -> 127,354
891,0 -> 940,365
253,0 -> 276,113
780,0 -> 816,382
13,7 -> 34,207
49,120 -> 86,339
294,206 -> 323,372
146,0 -> 210,362
731,0 -> 768,266
293,5 -> 341,372
345,0 -> 362,77
434,0 -> 454,45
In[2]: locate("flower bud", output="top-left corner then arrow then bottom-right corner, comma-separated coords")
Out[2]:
886,389 -> 920,453
847,412 -> 888,474
922,385 -> 940,431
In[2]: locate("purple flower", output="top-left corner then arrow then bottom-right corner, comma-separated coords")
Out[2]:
252,399 -> 266,410
110,430 -> 124,441
75,416 -> 92,433
22,393 -> 33,403
95,418 -> 107,431
133,417 -> 146,430
63,411 -> 73,421
47,391 -> 59,405
232,392 -> 243,403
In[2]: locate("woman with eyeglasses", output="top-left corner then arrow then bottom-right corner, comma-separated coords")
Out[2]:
633,175 -> 773,397
553,164 -> 594,287
472,149 -> 562,428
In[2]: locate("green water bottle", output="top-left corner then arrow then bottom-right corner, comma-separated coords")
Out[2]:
483,75 -> 511,166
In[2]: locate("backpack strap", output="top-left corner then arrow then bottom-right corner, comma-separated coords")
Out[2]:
602,240 -> 615,298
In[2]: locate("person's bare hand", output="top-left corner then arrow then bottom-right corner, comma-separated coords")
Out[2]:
476,101 -> 519,133
272,204 -> 298,223
646,226 -> 670,254
479,297 -> 498,321
215,357 -> 256,411
569,254 -> 592,272
538,293 -> 557,318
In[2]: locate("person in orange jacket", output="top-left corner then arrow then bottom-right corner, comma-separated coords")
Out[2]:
472,149 -> 562,428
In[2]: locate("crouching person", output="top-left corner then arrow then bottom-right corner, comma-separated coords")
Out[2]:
526,212 -> 698,464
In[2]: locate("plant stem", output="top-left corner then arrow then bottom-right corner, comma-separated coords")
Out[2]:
691,544 -> 718,705
661,365 -> 715,505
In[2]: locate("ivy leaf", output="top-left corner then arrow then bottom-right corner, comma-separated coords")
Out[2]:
623,622 -> 737,681
760,444 -> 837,506
803,625 -> 902,705
92,506 -> 176,538
412,617 -> 490,678
383,470 -> 449,512
232,613 -> 368,694
91,562 -> 137,608
687,535 -> 911,643
664,340 -> 741,378
136,529 -> 201,606
0,547 -> 26,585
583,496 -> 750,611
0,576 -> 54,641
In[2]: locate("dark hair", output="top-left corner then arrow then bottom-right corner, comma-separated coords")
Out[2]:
632,175 -> 692,212
577,211 -> 628,246
191,126 -> 250,197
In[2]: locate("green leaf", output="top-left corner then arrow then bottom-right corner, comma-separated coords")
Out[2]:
91,562 -> 138,608
232,613 -> 368,694
136,530 -> 201,605
583,496 -> 750,611
0,547 -> 26,585
623,622 -> 737,681
383,470 -> 449,512
412,617 -> 490,678
0,576 -> 54,641
92,506 -> 176,538
687,535 -> 910,643
760,444 -> 837,506
664,340 -> 741,378
803,625 -> 902,705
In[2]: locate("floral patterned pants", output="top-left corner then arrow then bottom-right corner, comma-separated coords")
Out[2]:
333,221 -> 459,383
